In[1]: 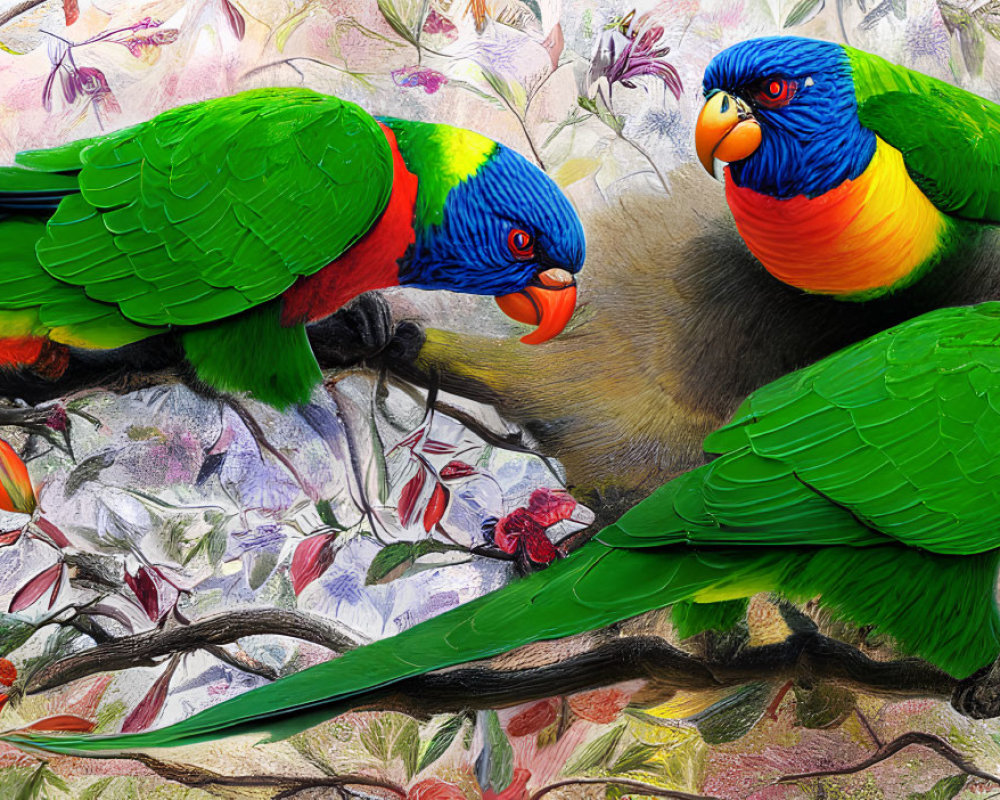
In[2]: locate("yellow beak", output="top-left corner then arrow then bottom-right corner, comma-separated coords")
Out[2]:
694,91 -> 762,176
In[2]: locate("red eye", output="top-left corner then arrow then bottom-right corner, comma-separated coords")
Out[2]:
508,229 -> 534,260
753,78 -> 797,109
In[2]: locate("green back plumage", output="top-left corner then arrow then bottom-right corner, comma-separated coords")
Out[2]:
11,88 -> 392,328
0,217 -> 154,348
846,46 -> 1000,223
602,302 -> 1000,555
0,88 -> 395,405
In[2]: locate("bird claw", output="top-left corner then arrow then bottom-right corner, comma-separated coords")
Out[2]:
952,658 -> 1000,718
308,293 -> 425,370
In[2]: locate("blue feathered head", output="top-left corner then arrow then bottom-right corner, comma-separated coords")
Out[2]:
698,36 -> 875,198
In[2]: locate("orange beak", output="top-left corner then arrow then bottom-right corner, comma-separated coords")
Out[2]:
694,90 -> 762,177
495,268 -> 578,345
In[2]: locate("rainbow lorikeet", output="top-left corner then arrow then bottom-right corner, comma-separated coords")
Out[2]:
10,300 -> 1000,754
694,36 -> 998,299
0,88 -> 584,408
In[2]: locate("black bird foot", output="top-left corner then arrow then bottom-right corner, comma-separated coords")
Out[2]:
952,659 -> 1000,718
308,292 -> 426,370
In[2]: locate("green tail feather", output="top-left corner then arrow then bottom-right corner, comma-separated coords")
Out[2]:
5,539 -> 997,756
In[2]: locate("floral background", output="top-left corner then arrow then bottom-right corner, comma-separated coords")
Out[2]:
2,0 -> 1000,798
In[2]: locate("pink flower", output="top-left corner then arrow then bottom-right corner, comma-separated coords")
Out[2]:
124,29 -> 179,57
489,488 -> 577,566
408,778 -> 466,800
422,9 -> 458,40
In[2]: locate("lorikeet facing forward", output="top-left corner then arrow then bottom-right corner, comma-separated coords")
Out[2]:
0,88 -> 584,408
694,36 -> 999,299
10,300 -> 1000,755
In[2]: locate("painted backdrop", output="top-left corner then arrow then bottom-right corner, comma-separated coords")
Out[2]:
2,0 -> 1000,798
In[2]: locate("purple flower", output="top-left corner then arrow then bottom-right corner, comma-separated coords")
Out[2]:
589,13 -> 682,101
63,66 -> 121,115
391,66 -> 448,94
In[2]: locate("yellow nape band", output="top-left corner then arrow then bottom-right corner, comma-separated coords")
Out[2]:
725,137 -> 948,297
438,126 -> 496,187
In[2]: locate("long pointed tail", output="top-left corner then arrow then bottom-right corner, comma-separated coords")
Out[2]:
4,540 -> 998,755
0,542 -> 780,755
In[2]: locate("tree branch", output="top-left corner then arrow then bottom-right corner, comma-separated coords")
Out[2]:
529,779 -> 718,800
0,0 -> 47,29
204,644 -> 279,682
324,633 -> 958,722
26,608 -> 364,693
774,731 -> 1000,786
133,753 -> 407,799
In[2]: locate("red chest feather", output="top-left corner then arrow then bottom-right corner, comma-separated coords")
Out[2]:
281,125 -> 418,325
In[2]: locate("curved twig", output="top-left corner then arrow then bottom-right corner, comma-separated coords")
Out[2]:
774,731 -> 1000,786
530,778 -> 719,800
133,753 -> 407,799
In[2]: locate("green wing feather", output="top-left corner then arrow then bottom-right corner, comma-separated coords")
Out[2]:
10,304 -> 1000,755
601,302 -> 1000,555
5,87 -> 393,329
846,46 -> 1000,223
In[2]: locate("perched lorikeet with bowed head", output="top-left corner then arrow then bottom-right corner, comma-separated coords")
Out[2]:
0,88 -> 584,407
11,299 -> 1000,755
694,36 -> 1000,299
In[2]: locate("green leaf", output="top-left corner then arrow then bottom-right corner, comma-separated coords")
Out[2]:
610,741 -> 660,775
783,0 -> 825,27
316,500 -> 347,530
247,550 -> 278,591
393,717 -> 420,780
694,682 -> 773,745
793,683 -> 855,729
80,776 -> 114,800
418,715 -> 465,773
480,68 -> 528,115
0,615 -> 36,657
369,413 -> 390,505
563,724 -> 625,776
522,0 -> 542,20
544,108 -> 591,148
365,540 -> 459,585
65,450 -> 116,497
361,712 -> 422,775
183,514 -> 229,567
478,710 -> 514,792
39,764 -> 69,793
360,714 -> 394,761
275,4 -> 312,51
907,775 -> 968,800
376,0 -> 417,44
14,764 -> 46,800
